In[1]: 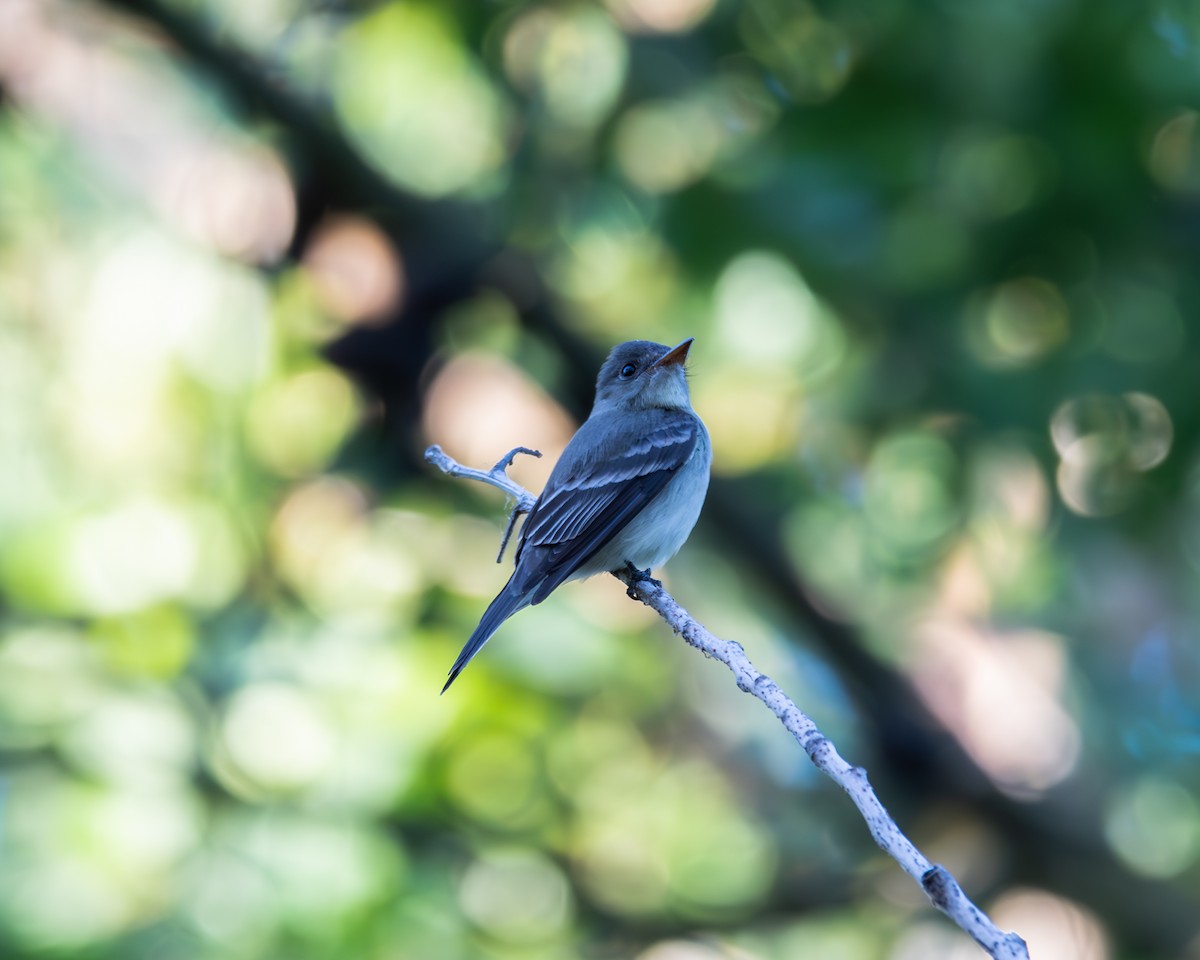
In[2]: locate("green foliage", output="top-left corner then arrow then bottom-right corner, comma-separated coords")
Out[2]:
1,0 -> 1199,957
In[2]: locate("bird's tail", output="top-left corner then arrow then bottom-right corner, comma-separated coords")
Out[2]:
441,577 -> 533,693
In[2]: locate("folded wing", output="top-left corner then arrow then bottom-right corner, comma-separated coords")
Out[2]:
514,412 -> 698,604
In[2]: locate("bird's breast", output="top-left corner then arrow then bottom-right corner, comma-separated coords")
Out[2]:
574,428 -> 711,576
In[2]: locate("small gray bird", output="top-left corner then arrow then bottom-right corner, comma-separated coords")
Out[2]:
443,338 -> 711,692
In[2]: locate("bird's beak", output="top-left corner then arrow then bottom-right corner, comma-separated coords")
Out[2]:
652,338 -> 694,369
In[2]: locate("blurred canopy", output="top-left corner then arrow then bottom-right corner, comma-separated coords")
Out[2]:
2,0 -> 1200,958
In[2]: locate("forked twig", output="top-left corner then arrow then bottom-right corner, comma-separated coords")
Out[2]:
425,444 -> 541,562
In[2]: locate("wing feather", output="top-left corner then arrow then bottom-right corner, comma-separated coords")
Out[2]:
513,412 -> 697,602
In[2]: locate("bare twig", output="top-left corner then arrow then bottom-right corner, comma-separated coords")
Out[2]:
426,444 -> 1030,960
614,568 -> 1029,959
424,444 -> 541,562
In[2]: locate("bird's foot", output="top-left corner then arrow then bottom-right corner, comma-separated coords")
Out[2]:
621,562 -> 662,596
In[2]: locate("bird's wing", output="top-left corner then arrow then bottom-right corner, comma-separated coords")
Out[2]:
515,411 -> 698,603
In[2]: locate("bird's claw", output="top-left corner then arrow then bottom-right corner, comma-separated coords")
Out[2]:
622,562 -> 662,596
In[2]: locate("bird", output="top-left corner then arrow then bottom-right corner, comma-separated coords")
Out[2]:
442,338 -> 711,692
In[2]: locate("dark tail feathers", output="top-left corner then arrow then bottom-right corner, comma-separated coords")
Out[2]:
441,578 -> 532,693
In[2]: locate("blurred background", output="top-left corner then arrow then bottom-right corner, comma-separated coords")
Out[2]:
1,0 -> 1199,957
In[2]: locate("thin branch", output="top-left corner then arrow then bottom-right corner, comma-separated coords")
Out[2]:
614,567 -> 1029,958
426,444 -> 1030,960
424,444 -> 541,562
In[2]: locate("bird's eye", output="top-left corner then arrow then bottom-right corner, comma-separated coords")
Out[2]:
620,362 -> 637,378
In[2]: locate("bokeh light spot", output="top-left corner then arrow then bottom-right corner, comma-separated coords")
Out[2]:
615,99 -> 720,193
90,605 -> 194,680
615,72 -> 779,195
636,942 -> 730,960
246,367 -> 360,478
605,0 -> 716,34
550,218 -> 680,333
0,520 -> 85,616
218,683 -> 338,795
785,500 -> 867,611
1051,392 -> 1173,516
970,445 -> 1050,534
0,7 -> 295,265
1148,109 -> 1200,195
163,145 -> 296,264
445,731 -> 544,828
739,1 -> 854,103
422,352 -> 576,494
714,251 -> 846,383
0,859 -> 130,949
334,3 -> 509,197
1123,392 -> 1174,470
0,627 -> 98,744
913,623 -> 1080,796
302,215 -> 404,326
1105,775 -> 1200,878
572,758 -> 775,919
502,5 -> 627,131
269,478 -> 422,617
76,229 -> 273,397
696,367 -> 801,474
865,432 -> 960,559
966,277 -> 1069,368
458,848 -> 573,942
62,690 -> 197,789
990,889 -> 1109,960
68,499 -> 199,615
941,127 -> 1052,220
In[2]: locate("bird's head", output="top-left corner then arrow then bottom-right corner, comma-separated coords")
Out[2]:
593,338 -> 694,411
